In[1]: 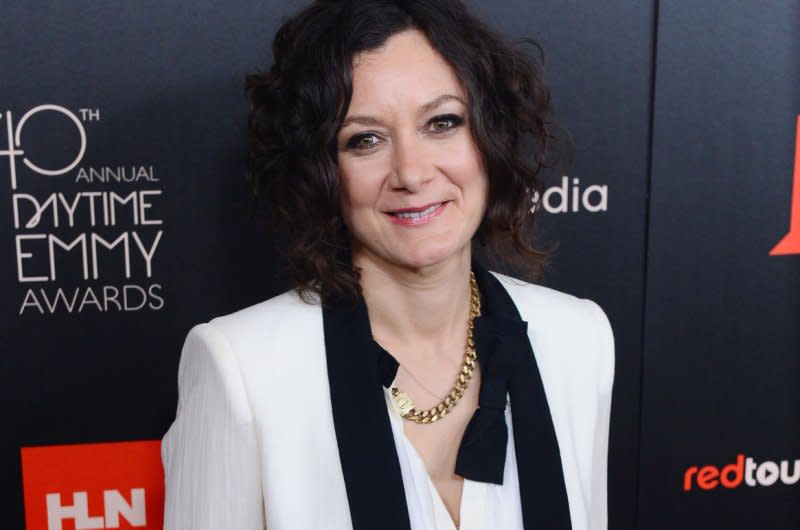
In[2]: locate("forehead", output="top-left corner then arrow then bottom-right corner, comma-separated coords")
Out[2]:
348,29 -> 466,112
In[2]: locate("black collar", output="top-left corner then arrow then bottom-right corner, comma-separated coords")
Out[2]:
323,263 -> 571,530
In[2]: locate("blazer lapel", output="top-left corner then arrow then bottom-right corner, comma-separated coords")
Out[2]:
323,265 -> 571,530
474,267 -> 572,530
323,298 -> 411,530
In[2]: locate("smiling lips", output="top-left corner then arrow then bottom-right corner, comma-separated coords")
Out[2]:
385,201 -> 448,226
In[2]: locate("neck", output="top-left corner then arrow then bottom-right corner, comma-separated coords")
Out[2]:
355,248 -> 473,357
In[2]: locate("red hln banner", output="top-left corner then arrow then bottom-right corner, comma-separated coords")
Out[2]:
20,440 -> 163,530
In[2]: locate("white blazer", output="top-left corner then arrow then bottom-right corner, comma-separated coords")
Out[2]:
161,268 -> 614,530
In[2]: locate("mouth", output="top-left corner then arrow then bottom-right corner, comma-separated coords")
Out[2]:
384,201 -> 448,226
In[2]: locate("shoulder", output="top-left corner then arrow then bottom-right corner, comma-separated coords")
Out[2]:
490,271 -> 614,388
206,289 -> 320,343
181,289 -> 324,384
491,271 -> 609,329
490,271 -> 613,345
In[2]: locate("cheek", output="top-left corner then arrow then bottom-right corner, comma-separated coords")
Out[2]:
442,143 -> 488,201
337,160 -> 381,223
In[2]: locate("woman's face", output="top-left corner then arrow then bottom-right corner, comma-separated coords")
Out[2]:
337,29 -> 488,273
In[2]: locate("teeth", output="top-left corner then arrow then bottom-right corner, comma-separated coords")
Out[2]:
395,204 -> 440,219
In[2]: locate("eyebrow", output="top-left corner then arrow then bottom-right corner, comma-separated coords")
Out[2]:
340,94 -> 466,129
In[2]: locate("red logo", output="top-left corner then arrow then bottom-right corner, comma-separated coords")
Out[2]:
20,440 -> 163,530
684,453 -> 800,491
770,115 -> 800,255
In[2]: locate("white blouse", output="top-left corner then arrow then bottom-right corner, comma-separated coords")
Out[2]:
384,384 -> 524,530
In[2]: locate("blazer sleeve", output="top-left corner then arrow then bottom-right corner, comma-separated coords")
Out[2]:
585,300 -> 615,530
161,323 -> 265,530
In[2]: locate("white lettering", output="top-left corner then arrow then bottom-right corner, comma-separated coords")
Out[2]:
91,233 -> 131,279
103,285 -> 122,311
744,457 -> 758,486
73,166 -> 159,184
571,178 -> 580,211
109,192 -> 139,226
57,193 -> 82,227
13,194 -> 40,229
13,193 -> 60,229
40,287 -> 80,313
78,286 -> 103,312
3,105 -> 87,190
780,459 -> 800,485
44,489 -> 147,530
84,191 -> 101,226
139,190 -> 162,225
19,289 -> 44,315
12,191 -> 161,229
16,234 -> 48,282
148,284 -> 165,310
756,461 -> 780,486
530,176 -> 609,214
583,184 -> 608,212
75,167 -> 90,183
19,284 -> 165,314
543,177 -> 569,213
131,230 -> 162,277
103,488 -> 146,528
45,492 -> 103,530
48,234 -> 89,281
16,231 -> 160,284
124,285 -> 147,311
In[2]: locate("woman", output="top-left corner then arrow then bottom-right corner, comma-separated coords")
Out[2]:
162,1 -> 614,529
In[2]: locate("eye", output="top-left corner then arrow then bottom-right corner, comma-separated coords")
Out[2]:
428,114 -> 464,133
345,132 -> 381,150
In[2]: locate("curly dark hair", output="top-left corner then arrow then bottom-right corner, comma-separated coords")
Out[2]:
246,0 -> 555,303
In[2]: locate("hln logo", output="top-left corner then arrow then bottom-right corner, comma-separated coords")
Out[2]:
45,489 -> 146,530
21,441 -> 163,530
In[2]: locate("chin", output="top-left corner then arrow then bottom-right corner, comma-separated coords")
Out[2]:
391,240 -> 470,271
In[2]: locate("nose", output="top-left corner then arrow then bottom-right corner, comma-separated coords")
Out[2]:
389,133 -> 432,193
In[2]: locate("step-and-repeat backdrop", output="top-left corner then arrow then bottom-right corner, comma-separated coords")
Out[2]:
1,1 -> 796,529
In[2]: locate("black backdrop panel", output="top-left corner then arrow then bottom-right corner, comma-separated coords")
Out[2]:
1,1 -> 653,529
469,4 -> 654,530
640,1 -> 800,529
0,2 -> 288,527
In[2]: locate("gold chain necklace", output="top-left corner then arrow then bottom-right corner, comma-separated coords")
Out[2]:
391,271 -> 481,424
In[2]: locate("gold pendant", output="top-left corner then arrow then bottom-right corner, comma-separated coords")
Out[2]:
393,390 -> 415,417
